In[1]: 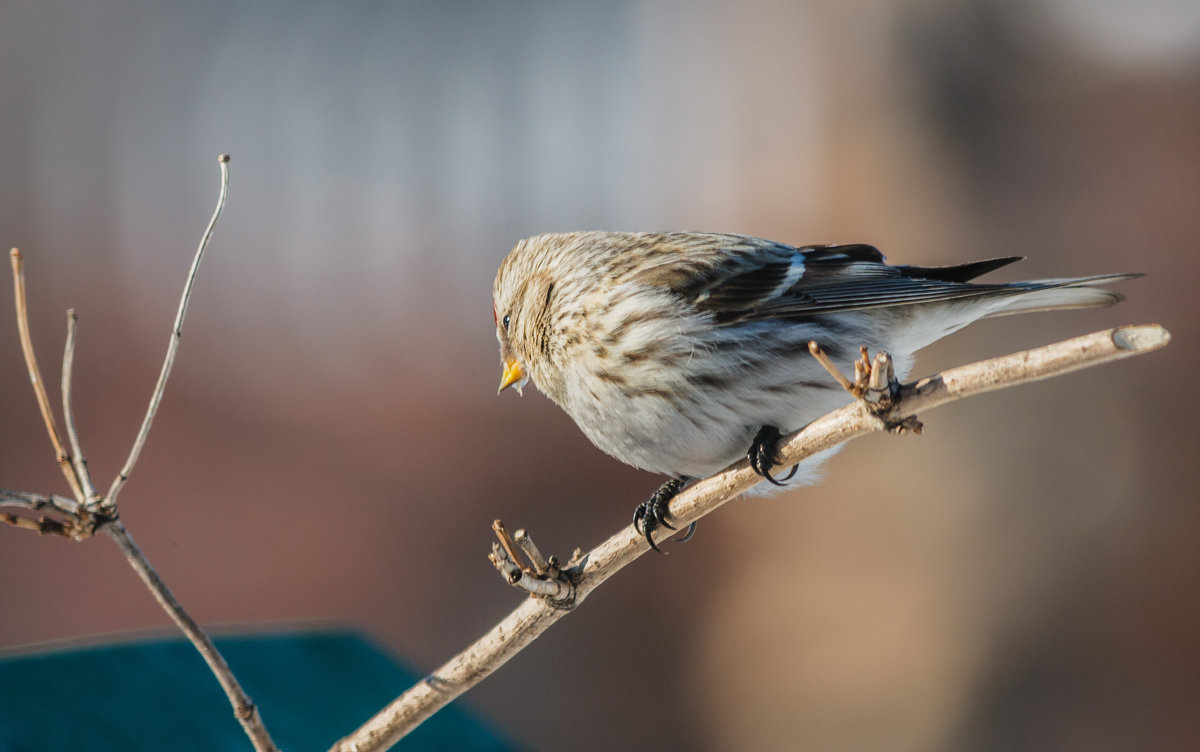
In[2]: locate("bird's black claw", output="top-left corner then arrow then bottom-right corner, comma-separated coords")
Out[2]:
633,477 -> 689,553
748,426 -> 798,485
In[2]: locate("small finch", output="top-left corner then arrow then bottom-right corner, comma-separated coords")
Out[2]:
492,232 -> 1136,550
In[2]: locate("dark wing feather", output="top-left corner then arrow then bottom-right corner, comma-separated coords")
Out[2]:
669,239 -> 1034,324
795,243 -> 886,265
896,256 -> 1023,282
739,277 -> 1018,319
743,250 -> 1031,320
623,235 -> 1034,325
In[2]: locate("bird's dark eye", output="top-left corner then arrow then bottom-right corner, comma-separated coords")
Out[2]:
502,314 -> 511,330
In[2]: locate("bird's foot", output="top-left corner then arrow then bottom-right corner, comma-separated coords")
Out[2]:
633,476 -> 695,553
748,425 -> 800,485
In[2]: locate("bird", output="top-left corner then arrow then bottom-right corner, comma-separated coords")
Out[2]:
492,231 -> 1136,551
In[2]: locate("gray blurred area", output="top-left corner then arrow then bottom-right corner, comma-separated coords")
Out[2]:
2,1 -> 1198,750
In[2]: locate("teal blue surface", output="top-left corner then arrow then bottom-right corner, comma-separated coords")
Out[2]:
0,631 -> 520,752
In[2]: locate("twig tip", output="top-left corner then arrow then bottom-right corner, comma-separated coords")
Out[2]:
1111,324 -> 1170,353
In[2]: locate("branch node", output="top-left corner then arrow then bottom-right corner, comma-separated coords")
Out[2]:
490,520 -> 576,605
886,415 -> 924,435
567,547 -> 586,568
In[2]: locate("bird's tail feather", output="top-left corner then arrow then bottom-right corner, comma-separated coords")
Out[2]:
986,273 -> 1141,318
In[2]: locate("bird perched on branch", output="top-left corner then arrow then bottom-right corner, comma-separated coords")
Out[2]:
492,232 -> 1136,550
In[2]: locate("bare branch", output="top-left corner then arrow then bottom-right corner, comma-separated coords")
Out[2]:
62,309 -> 97,502
331,323 -> 1170,752
0,487 -> 88,538
0,512 -> 66,536
9,249 -> 86,502
5,155 -> 277,751
0,487 -> 83,517
104,518 -> 279,752
105,154 -> 231,510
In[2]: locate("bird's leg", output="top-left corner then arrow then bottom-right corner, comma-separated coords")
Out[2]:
633,476 -> 694,553
747,425 -> 800,485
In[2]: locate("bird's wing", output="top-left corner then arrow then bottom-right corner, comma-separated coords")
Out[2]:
625,234 -> 1026,325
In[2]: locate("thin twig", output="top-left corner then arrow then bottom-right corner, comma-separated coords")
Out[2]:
104,518 -> 279,752
0,487 -> 83,515
491,520 -> 526,573
0,487 -> 88,538
330,323 -> 1170,752
62,309 -> 97,502
10,249 -> 86,502
1,487 -> 83,518
105,154 -> 231,510
514,528 -> 551,576
0,512 -> 69,536
808,340 -> 855,392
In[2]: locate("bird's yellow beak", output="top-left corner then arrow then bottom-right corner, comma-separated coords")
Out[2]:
498,358 -> 527,395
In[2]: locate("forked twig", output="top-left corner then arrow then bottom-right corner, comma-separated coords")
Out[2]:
332,323 -> 1170,752
4,155 -> 279,752
488,521 -> 574,602
104,154 -> 231,512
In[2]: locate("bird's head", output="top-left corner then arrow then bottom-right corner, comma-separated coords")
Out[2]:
493,237 -> 561,396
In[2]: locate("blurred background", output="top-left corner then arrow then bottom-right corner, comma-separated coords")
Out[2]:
1,1 -> 1197,750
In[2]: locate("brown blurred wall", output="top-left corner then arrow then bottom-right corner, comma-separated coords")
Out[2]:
2,2 -> 1198,750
